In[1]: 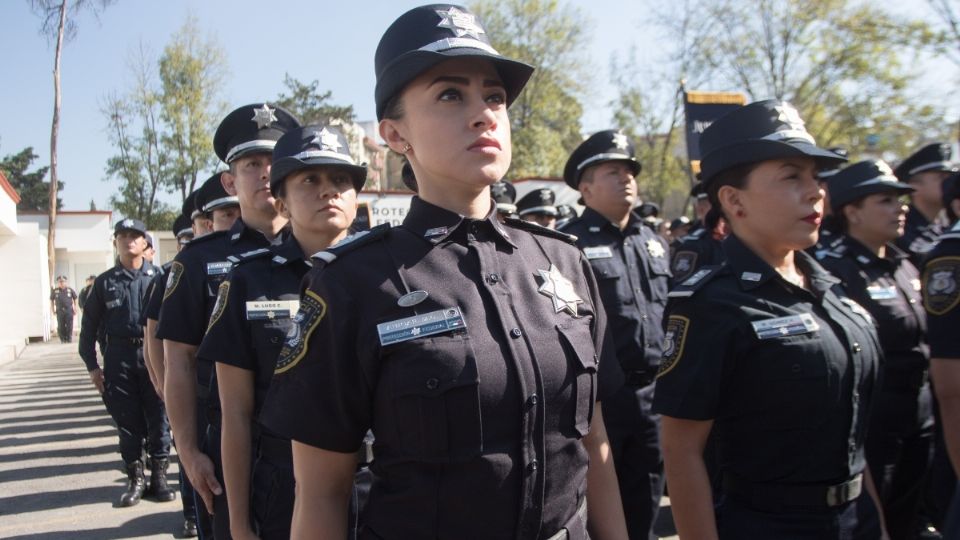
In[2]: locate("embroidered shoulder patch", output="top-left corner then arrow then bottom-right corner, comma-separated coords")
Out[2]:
657,316 -> 690,378
923,256 -> 960,316
163,261 -> 185,301
671,251 -> 698,282
206,281 -> 230,333
274,289 -> 328,374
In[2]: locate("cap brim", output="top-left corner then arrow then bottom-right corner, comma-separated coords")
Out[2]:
701,139 -> 847,185
564,157 -> 641,189
271,157 -> 367,193
376,49 -> 533,120
831,182 -> 914,212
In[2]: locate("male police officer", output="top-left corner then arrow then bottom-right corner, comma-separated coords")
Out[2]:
50,276 -> 78,343
79,218 -> 173,508
895,142 -> 957,265
560,129 -> 669,539
159,103 -> 298,538
516,187 -> 560,228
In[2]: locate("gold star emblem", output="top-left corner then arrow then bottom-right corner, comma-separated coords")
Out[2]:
646,238 -> 665,258
311,127 -> 342,152
251,104 -> 278,129
537,264 -> 583,316
436,7 -> 486,39
612,132 -> 629,150
774,103 -> 805,131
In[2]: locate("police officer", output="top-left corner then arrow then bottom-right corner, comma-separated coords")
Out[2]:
491,179 -> 517,222
894,142 -> 957,265
260,5 -> 628,538
184,189 -> 213,238
200,124 -> 363,540
159,103 -> 299,539
560,128 -> 669,539
516,187 -> 560,228
195,170 -> 241,232
818,159 -> 933,539
78,274 -> 95,312
653,100 -> 886,538
670,184 -> 728,286
79,218 -> 174,508
50,275 -> 78,343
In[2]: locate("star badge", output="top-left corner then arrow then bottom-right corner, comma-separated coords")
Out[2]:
774,103 -> 805,131
311,127 -> 342,152
612,132 -> 629,150
646,238 -> 665,258
251,104 -> 278,129
537,264 -> 583,317
436,6 -> 486,39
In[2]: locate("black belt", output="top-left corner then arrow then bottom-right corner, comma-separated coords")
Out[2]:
883,368 -> 929,393
723,472 -> 863,508
106,335 -> 143,346
624,369 -> 656,387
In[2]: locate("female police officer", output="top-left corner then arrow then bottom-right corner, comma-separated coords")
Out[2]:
653,100 -> 886,539
260,4 -> 627,539
818,160 -> 933,539
198,124 -> 362,540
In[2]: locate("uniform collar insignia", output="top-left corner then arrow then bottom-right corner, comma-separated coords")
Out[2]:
251,104 -> 278,129
741,271 -> 763,282
646,238 -> 665,258
436,6 -> 485,39
588,226 -> 601,233
537,264 -> 583,317
311,127 -> 342,152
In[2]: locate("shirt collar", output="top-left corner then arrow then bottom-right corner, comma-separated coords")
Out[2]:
229,218 -> 286,246
272,234 -> 308,265
841,236 -> 907,269
723,234 -> 839,292
402,196 -> 516,247
580,207 -> 643,235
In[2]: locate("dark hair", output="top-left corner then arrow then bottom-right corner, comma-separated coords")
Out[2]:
948,201 -> 959,223
705,162 -> 758,225
382,94 -> 405,121
273,181 -> 287,199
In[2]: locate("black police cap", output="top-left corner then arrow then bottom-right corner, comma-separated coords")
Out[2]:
637,201 -> 660,218
894,142 -> 958,182
374,4 -> 534,120
689,182 -> 706,198
942,171 -> 960,210
827,159 -> 913,213
270,124 -> 367,194
699,99 -> 846,186
114,218 -> 147,237
670,216 -> 691,231
516,188 -> 558,217
195,172 -> 238,214
563,129 -> 641,189
491,180 -> 516,213
182,190 -> 202,220
213,103 -> 300,164
172,213 -> 193,238
816,147 -> 849,181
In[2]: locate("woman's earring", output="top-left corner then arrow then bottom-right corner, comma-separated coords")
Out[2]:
402,143 -> 412,154
736,209 -> 745,218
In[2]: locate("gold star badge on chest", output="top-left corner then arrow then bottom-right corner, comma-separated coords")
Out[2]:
537,264 -> 583,317
646,238 -> 665,258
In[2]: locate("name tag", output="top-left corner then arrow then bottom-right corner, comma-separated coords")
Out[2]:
246,300 -> 300,321
867,285 -> 897,300
751,313 -> 820,340
377,307 -> 466,346
584,246 -> 613,260
105,299 -> 122,309
206,261 -> 233,276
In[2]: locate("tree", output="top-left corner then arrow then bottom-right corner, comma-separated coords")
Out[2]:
0,147 -> 61,211
469,0 -> 590,178
928,0 -> 960,66
275,74 -> 355,125
31,0 -> 115,287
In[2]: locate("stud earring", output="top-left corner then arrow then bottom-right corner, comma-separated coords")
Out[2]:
402,143 -> 412,153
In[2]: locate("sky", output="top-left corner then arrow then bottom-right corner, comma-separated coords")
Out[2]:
0,0 -> 956,212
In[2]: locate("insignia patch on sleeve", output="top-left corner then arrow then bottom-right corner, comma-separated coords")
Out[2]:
274,289 -> 327,374
671,251 -> 698,282
206,281 -> 230,333
163,261 -> 185,301
923,256 -> 960,315
657,315 -> 690,378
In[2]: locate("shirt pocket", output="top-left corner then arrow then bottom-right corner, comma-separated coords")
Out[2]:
557,321 -> 598,438
752,335 -> 829,430
104,286 -> 124,310
385,334 -> 482,462
644,256 -> 672,302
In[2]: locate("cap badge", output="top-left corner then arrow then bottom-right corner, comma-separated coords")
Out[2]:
311,127 -> 343,152
251,104 -> 278,129
774,103 -> 806,131
612,132 -> 629,150
537,264 -> 583,317
436,6 -> 485,40
876,161 -> 894,176
122,219 -> 134,228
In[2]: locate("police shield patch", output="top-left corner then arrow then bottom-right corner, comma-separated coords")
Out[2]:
163,261 -> 185,301
657,315 -> 690,378
274,289 -> 327,374
671,251 -> 698,282
207,281 -> 230,333
923,256 -> 960,315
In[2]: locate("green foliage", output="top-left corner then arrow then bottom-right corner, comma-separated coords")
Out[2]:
469,0 -> 589,178
275,74 -> 355,124
0,147 -> 61,211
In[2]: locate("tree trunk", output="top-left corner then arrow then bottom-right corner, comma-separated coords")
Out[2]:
47,0 -> 67,287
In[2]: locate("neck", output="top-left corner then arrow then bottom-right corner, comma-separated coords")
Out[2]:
418,182 -> 491,219
293,226 -> 349,258
593,205 -> 632,230
848,228 -> 886,258
241,207 -> 288,241
913,199 -> 941,224
119,254 -> 144,271
734,227 -> 799,280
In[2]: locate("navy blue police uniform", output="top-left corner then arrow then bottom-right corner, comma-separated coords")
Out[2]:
559,128 -> 669,539
670,227 -> 725,286
51,281 -> 78,343
79,218 -> 171,507
894,143 -> 957,266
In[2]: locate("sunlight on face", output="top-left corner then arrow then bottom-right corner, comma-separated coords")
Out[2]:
278,166 -> 358,238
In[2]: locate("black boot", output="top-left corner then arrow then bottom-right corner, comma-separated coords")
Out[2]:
119,461 -> 146,507
148,457 -> 176,502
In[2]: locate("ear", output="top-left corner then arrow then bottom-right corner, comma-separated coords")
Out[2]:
716,185 -> 742,218
221,169 -> 238,196
842,203 -> 860,225
379,119 -> 408,154
273,197 -> 291,220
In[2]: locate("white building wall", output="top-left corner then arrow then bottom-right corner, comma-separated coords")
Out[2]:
0,221 -> 49,361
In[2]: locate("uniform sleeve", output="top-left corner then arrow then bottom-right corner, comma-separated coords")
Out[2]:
923,255 -> 960,359
653,296 -> 737,419
143,273 -> 164,323
156,252 -> 206,345
49,289 -> 56,301
78,279 -> 105,371
198,268 -> 256,371
579,252 -> 624,400
260,268 -> 374,452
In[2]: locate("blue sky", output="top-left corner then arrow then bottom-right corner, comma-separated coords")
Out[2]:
0,0 -> 955,211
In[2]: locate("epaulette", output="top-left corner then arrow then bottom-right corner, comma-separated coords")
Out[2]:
312,224 -> 391,265
679,229 -> 706,242
505,217 -> 578,244
815,242 -> 847,260
179,229 -> 228,251
228,247 -> 272,265
941,221 -> 960,240
667,264 -> 726,298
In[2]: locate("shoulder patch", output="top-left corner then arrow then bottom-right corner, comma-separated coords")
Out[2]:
505,217 -> 578,244
163,261 -> 185,301
274,289 -> 328,374
668,265 -> 725,298
923,256 -> 960,315
206,280 -> 230,333
671,250 -> 699,282
313,224 -> 391,266
657,315 -> 690,378
180,230 -> 228,250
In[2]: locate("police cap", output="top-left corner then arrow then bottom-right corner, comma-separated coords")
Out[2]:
516,188 -> 558,217
491,180 -> 516,214
213,103 -> 300,164
182,190 -> 202,220
374,4 -> 534,120
564,129 -> 641,189
195,172 -> 238,214
894,142 -> 958,182
699,99 -> 846,186
114,218 -> 147,237
638,201 -> 660,218
816,147 -> 848,181
172,213 -> 194,239
828,159 -> 913,213
270,124 -> 367,194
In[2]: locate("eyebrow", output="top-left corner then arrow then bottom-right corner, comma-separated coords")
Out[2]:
427,75 -> 504,88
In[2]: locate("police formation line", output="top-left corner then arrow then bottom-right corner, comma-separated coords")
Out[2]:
75,4 -> 960,540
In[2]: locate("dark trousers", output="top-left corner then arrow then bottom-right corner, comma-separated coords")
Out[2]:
717,493 -> 869,539
56,310 -> 73,342
193,414 -> 230,540
603,381 -> 664,540
102,342 -> 170,463
252,455 -> 295,540
926,389 -> 957,531
179,465 -> 197,521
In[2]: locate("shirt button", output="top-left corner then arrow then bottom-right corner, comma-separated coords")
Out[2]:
528,460 -> 539,472
528,394 -> 538,407
510,328 -> 522,338
488,273 -> 500,284
425,378 -> 439,390
909,298 -> 917,304
852,342 -> 862,353
641,314 -> 648,320
270,337 -> 279,344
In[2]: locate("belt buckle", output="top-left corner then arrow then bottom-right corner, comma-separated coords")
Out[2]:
826,474 -> 862,506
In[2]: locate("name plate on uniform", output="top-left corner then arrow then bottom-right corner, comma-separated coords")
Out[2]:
206,261 -> 233,276
867,285 -> 897,300
751,313 -> 819,340
377,307 -> 466,346
583,246 -> 614,260
246,300 -> 300,321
